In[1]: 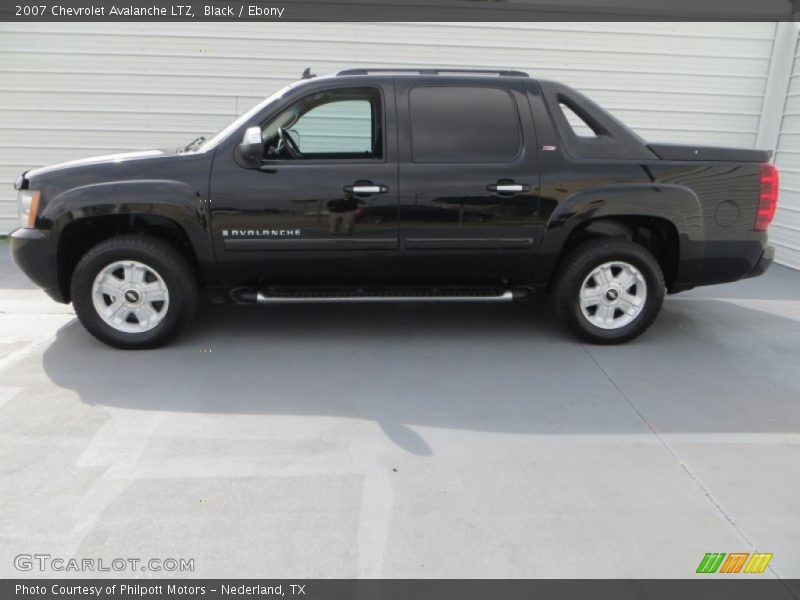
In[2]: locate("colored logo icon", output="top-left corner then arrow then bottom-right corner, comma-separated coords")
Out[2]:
696,552 -> 773,574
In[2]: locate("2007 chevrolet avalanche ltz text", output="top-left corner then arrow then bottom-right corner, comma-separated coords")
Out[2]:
9,68 -> 778,349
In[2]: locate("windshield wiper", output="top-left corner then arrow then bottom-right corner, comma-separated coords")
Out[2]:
178,136 -> 206,153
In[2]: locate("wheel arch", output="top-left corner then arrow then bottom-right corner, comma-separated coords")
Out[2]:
57,213 -> 207,303
43,180 -> 220,302
536,183 -> 703,291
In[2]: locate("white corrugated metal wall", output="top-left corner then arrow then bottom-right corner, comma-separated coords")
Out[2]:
772,29 -> 800,270
0,22 -> 793,265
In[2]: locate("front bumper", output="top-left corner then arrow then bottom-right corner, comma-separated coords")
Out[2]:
8,228 -> 67,303
744,244 -> 774,279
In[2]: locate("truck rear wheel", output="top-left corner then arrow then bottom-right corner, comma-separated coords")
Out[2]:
550,238 -> 665,344
71,234 -> 198,349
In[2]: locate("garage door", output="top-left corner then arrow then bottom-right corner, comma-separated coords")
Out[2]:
0,22 -> 780,234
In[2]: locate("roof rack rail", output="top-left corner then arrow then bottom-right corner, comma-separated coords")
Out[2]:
336,68 -> 529,77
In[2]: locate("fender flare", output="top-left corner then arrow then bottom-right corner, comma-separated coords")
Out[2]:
535,183 -> 705,284
43,179 -> 220,286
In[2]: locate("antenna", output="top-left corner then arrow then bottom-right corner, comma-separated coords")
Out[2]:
301,68 -> 316,79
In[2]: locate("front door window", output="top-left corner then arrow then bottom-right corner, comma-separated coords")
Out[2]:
262,88 -> 383,161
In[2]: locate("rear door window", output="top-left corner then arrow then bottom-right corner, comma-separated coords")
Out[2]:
409,86 -> 522,164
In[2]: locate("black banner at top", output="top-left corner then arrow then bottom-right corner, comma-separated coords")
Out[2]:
1,0 -> 799,22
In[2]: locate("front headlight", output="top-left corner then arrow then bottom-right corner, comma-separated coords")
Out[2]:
17,190 -> 40,228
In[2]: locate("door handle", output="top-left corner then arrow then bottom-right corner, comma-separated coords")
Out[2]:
487,182 -> 530,194
344,183 -> 389,195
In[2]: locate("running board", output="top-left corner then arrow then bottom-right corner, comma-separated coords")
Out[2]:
232,286 -> 526,305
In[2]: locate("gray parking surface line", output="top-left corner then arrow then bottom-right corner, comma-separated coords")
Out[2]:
581,344 -> 760,561
0,321 -> 73,372
583,289 -> 800,580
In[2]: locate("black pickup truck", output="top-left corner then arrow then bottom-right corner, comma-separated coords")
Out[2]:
9,68 -> 778,349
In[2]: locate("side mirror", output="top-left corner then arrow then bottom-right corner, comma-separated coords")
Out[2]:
238,126 -> 264,164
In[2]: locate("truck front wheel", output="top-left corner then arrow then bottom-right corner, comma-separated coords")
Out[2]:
71,234 -> 198,349
550,238 -> 665,344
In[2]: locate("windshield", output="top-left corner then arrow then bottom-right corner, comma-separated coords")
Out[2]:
194,82 -> 298,153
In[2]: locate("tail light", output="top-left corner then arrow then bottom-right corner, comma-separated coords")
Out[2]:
755,163 -> 779,231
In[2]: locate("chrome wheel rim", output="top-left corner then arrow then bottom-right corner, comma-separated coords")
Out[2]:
579,261 -> 647,330
91,260 -> 170,333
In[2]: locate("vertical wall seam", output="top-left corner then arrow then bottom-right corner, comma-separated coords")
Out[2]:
755,22 -> 799,155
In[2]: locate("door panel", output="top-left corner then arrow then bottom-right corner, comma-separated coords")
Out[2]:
396,78 -> 540,284
209,83 -> 398,286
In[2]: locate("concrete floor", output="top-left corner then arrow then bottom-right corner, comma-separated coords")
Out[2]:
1,242 -> 799,579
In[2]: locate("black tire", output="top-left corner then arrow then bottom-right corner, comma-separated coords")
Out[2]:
550,238 -> 665,344
71,234 -> 198,349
